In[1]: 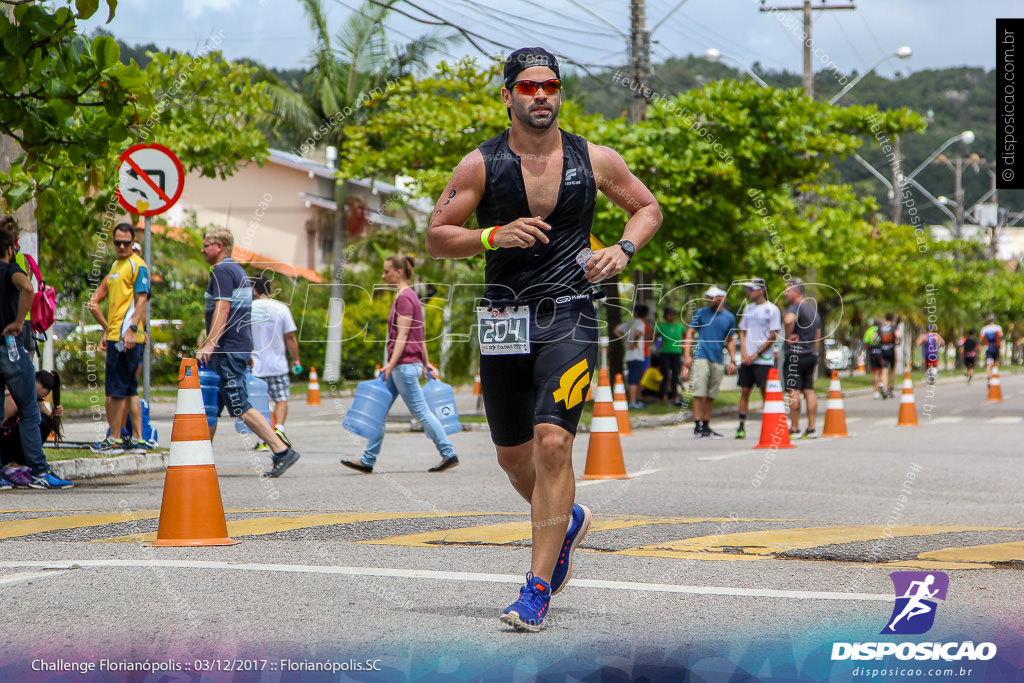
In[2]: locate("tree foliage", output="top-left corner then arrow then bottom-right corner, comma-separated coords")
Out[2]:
0,0 -> 152,210
37,50 -> 270,304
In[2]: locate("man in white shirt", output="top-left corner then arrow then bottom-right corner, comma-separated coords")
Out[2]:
735,278 -> 781,439
615,304 -> 651,409
251,274 -> 301,446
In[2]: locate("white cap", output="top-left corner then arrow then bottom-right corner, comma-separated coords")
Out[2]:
705,285 -> 727,298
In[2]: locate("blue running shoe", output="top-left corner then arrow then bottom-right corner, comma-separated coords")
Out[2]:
550,503 -> 591,595
29,472 -> 74,489
500,573 -> 550,632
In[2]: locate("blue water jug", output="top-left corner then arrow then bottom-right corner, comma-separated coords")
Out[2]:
198,365 -> 221,430
236,372 -> 272,434
343,375 -> 393,439
422,377 -> 461,435
122,399 -> 159,446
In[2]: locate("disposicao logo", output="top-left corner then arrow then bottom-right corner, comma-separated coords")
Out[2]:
882,571 -> 948,635
831,571 -> 997,663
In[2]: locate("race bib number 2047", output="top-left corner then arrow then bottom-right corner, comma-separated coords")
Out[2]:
476,306 -> 530,355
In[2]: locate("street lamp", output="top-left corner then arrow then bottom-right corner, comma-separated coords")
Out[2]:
705,48 -> 768,88
904,130 -> 975,183
829,46 -> 912,105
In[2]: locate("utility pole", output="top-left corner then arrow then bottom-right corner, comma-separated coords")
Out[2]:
758,0 -> 855,98
629,0 -> 651,122
891,134 -> 902,224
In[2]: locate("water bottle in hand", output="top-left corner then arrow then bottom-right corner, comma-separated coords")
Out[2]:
292,363 -> 303,376
5,334 -> 18,362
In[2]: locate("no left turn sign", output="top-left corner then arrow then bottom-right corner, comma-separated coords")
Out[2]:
116,143 -> 184,216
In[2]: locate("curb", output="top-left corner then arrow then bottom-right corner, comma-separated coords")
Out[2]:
51,452 -> 168,481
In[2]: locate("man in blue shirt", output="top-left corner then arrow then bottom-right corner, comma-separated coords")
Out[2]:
196,228 -> 300,478
683,286 -> 736,438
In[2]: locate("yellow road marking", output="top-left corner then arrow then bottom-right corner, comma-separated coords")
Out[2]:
359,516 -> 787,547
92,511 -> 498,543
0,512 -> 161,539
916,540 -> 1024,564
615,525 -> 1014,561
882,560 -> 994,570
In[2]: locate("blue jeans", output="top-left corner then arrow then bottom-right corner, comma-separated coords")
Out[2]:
361,363 -> 455,466
0,338 -> 47,476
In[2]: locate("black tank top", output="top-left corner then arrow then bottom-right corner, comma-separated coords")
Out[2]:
476,130 -> 596,302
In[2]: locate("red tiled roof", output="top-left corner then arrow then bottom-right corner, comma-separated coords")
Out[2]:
142,223 -> 324,283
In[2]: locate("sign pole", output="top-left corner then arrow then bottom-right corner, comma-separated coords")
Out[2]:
143,215 -> 152,406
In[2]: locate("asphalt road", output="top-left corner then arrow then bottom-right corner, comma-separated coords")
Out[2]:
2,371 -> 1022,682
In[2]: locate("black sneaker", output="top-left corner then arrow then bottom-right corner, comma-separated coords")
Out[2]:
340,458 -> 373,474
428,456 -> 459,472
801,428 -> 818,440
274,427 -> 291,448
693,426 -> 703,438
701,427 -> 723,439
266,448 -> 300,478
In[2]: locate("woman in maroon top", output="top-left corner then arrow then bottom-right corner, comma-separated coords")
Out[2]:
341,255 -> 459,473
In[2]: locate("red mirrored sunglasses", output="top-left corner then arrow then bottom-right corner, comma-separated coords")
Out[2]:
511,79 -> 562,96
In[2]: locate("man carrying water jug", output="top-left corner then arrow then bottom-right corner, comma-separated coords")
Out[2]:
196,228 -> 300,478
340,254 -> 459,475
425,47 -> 662,632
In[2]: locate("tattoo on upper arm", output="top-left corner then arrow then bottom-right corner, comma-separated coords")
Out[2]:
442,188 -> 456,206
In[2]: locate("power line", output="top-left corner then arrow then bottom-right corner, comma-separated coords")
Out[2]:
448,0 -> 625,53
827,10 -> 867,71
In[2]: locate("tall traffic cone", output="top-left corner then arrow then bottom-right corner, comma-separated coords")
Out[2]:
473,371 -> 483,412
821,370 -> 850,438
149,359 -> 239,547
581,369 -> 629,480
987,364 -> 1003,402
855,352 -> 866,376
612,373 -> 633,436
753,368 -> 795,449
896,371 -> 918,426
306,366 -> 322,406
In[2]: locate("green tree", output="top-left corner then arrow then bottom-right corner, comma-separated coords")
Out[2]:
37,50 -> 270,303
0,1 -> 152,210
258,0 -> 456,153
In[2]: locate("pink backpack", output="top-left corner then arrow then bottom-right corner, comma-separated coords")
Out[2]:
18,254 -> 56,335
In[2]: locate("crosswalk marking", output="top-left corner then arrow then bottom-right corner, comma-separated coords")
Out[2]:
359,516 -> 786,548
872,418 -> 898,427
5,510 -> 1022,570
929,417 -> 965,424
0,512 -> 161,540
614,525 -> 1013,561
985,416 -> 1022,425
92,511 -> 497,543
916,540 -> 1024,564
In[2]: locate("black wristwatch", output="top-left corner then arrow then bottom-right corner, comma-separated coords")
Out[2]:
129,325 -> 138,332
615,240 -> 636,262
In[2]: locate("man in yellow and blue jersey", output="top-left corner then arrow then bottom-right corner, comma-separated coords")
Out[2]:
87,223 -> 150,455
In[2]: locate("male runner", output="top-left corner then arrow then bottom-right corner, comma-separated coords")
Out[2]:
425,47 -> 662,631
979,315 -> 1003,386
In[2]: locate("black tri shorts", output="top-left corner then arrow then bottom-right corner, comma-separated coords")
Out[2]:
480,298 -> 599,447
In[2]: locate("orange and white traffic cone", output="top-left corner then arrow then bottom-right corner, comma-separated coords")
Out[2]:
473,371 -> 483,411
987,364 -> 1003,402
582,369 -> 629,480
612,372 -> 633,436
149,358 -> 239,547
896,371 -> 918,426
855,352 -> 866,376
753,368 -> 795,449
307,366 -> 322,406
821,370 -> 850,438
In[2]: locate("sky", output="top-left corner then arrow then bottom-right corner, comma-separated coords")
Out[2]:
80,0 -> 1017,80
